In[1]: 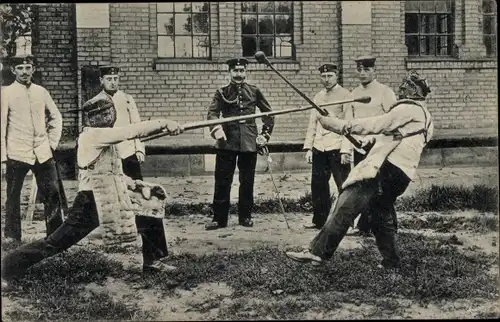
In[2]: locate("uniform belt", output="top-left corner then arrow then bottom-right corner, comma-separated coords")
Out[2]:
77,165 -> 122,176
79,165 -> 95,170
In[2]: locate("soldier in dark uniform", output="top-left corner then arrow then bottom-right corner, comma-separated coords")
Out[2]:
205,58 -> 275,230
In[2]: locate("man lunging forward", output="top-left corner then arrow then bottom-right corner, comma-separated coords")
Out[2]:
2,96 -> 183,284
286,70 -> 433,270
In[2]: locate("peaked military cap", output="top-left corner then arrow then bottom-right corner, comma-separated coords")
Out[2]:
226,58 -> 249,70
318,63 -> 338,73
10,54 -> 35,66
99,65 -> 120,76
355,55 -> 376,68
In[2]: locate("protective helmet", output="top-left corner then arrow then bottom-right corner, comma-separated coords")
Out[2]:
397,70 -> 432,100
82,96 -> 116,128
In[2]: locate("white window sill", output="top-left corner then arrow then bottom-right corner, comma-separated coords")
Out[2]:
405,57 -> 497,69
152,58 -> 301,72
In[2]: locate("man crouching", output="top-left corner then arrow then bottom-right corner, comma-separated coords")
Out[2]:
1,96 -> 183,283
285,70 -> 433,270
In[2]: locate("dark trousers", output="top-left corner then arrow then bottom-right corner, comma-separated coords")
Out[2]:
353,151 -> 399,232
309,161 -> 410,268
311,148 -> 350,227
122,154 -> 143,180
4,158 -> 63,241
212,150 -> 258,225
353,151 -> 370,232
1,191 -> 168,281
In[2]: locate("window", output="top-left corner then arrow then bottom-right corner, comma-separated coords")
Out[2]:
156,2 -> 211,58
404,0 -> 455,56
14,32 -> 32,56
241,1 -> 294,58
1,4 -> 34,57
482,0 -> 497,57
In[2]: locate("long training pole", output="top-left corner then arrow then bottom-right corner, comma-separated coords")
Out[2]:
141,97 -> 371,143
254,51 -> 367,152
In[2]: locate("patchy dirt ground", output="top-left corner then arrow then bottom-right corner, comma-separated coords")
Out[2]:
5,166 -> 498,208
1,166 -> 499,320
2,210 -> 499,321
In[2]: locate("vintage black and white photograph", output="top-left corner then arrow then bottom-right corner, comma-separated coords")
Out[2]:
0,1 -> 498,320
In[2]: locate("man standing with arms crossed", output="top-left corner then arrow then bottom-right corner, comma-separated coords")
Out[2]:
303,63 -> 351,230
1,54 -> 64,242
90,65 -> 146,180
341,55 -> 397,236
205,58 -> 275,230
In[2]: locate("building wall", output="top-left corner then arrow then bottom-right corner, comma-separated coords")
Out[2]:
379,0 -> 497,136
74,2 -> 345,175
23,1 -> 498,176
102,2 -> 342,142
32,4 -> 79,140
0,4 -> 78,140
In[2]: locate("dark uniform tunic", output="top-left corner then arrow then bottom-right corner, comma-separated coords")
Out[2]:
207,81 -> 274,225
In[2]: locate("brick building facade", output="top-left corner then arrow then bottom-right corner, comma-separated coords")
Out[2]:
2,1 -> 497,176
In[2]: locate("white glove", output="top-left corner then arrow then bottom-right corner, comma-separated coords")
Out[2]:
162,120 -> 183,135
136,152 -> 145,163
340,153 -> 352,165
128,180 -> 169,218
210,125 -> 226,141
359,137 -> 376,149
305,150 -> 313,164
132,180 -> 168,201
256,134 -> 267,147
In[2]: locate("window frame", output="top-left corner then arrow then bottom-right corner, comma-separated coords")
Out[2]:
404,0 -> 456,58
240,1 -> 296,60
156,2 -> 212,60
482,0 -> 497,57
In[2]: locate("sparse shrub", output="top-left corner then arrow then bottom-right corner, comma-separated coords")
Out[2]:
400,214 -> 498,233
396,184 -> 498,213
163,184 -> 498,218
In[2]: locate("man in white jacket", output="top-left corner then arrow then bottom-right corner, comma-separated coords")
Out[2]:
342,55 -> 398,236
1,55 -> 64,241
92,66 -> 146,180
303,63 -> 351,229
286,70 -> 433,270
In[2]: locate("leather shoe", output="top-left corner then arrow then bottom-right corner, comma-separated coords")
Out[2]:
3,237 -> 18,244
285,251 -> 323,265
303,224 -> 321,230
205,222 -> 227,231
238,218 -> 254,227
1,279 -> 10,289
347,228 -> 372,237
143,260 -> 178,274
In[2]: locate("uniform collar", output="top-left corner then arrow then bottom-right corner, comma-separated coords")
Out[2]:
360,79 -> 379,89
13,80 -> 33,88
230,80 -> 246,87
103,89 -> 118,97
324,84 -> 340,93
101,89 -> 123,98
